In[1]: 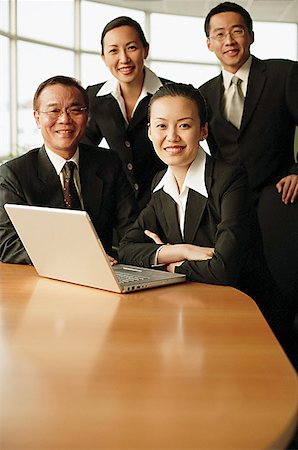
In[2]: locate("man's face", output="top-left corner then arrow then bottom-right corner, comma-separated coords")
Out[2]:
34,84 -> 88,158
207,11 -> 254,73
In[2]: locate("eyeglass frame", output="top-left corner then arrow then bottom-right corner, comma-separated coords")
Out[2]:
36,106 -> 88,120
208,27 -> 246,42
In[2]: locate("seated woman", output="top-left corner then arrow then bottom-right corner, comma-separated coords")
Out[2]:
119,83 -> 268,300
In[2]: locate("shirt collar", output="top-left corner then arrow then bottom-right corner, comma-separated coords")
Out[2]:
45,145 -> 80,175
153,147 -> 208,198
96,66 -> 163,98
222,55 -> 252,90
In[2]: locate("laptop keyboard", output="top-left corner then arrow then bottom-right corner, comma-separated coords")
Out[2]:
116,271 -> 150,284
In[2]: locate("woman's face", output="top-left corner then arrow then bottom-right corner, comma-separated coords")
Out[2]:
101,25 -> 149,86
148,95 -> 208,171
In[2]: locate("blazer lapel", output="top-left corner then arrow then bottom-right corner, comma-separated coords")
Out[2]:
184,191 -> 208,242
158,190 -> 183,243
37,146 -> 65,206
184,157 -> 213,242
128,96 -> 150,131
241,57 -> 266,132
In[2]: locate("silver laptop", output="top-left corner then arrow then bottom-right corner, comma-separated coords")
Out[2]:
4,204 -> 186,293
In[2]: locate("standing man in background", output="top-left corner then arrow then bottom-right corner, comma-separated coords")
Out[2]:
200,1 -> 298,205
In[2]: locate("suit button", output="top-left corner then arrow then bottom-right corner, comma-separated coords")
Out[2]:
134,183 -> 139,191
127,163 -> 133,171
125,140 -> 131,148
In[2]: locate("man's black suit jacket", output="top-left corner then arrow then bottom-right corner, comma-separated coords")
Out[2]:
82,77 -> 170,210
200,56 -> 298,203
0,144 -> 137,264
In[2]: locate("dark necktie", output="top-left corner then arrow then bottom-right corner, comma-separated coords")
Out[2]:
226,75 -> 244,129
63,161 -> 81,210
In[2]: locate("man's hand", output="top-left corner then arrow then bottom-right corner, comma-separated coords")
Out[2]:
107,254 -> 118,266
276,174 -> 298,204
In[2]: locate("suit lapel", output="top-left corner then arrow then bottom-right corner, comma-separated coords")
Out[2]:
101,94 -> 127,130
184,157 -> 213,242
37,146 -> 65,206
158,190 -> 182,242
184,192 -> 208,242
241,57 -> 266,132
208,75 -> 224,115
79,147 -> 103,216
128,96 -> 150,130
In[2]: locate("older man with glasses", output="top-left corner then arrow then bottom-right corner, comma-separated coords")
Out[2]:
0,75 -> 138,264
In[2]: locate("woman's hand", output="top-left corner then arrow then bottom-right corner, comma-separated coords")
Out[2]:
158,243 -> 214,265
144,229 -> 164,244
144,229 -> 214,265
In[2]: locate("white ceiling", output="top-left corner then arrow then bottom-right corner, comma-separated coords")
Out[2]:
97,0 -> 298,24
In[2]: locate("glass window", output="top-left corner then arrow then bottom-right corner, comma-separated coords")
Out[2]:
149,61 -> 220,87
81,1 -> 145,52
150,13 -> 217,64
0,36 -> 10,158
252,22 -> 297,59
17,0 -> 74,47
81,53 -> 110,87
17,41 -> 74,154
0,0 -> 9,32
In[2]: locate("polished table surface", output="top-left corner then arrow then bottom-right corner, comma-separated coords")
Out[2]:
1,263 -> 297,450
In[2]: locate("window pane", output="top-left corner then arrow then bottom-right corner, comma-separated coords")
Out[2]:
17,0 -> 74,47
17,42 -> 74,153
150,61 -> 220,87
0,36 -> 10,158
253,22 -> 297,59
150,13 -> 217,64
0,0 -> 9,32
81,1 -> 145,52
81,53 -> 110,87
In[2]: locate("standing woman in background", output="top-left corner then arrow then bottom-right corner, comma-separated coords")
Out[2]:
82,16 -> 172,210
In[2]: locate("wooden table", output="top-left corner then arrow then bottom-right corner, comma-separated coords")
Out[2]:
0,263 -> 297,450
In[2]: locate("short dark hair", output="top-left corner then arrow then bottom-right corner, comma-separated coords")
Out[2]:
33,75 -> 89,110
204,2 -> 253,37
148,83 -> 208,126
101,16 -> 149,54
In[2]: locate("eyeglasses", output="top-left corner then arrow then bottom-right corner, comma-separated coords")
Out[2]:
37,106 -> 88,120
209,27 -> 245,42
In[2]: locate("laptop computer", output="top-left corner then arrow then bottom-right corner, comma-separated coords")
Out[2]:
4,204 -> 186,293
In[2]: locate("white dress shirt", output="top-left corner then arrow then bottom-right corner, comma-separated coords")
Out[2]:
222,56 -> 252,118
153,147 -> 208,239
95,66 -> 163,125
45,146 -> 83,207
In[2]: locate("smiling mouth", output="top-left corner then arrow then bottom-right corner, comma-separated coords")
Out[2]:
56,130 -> 75,135
118,66 -> 134,74
164,146 -> 185,155
224,48 -> 239,55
